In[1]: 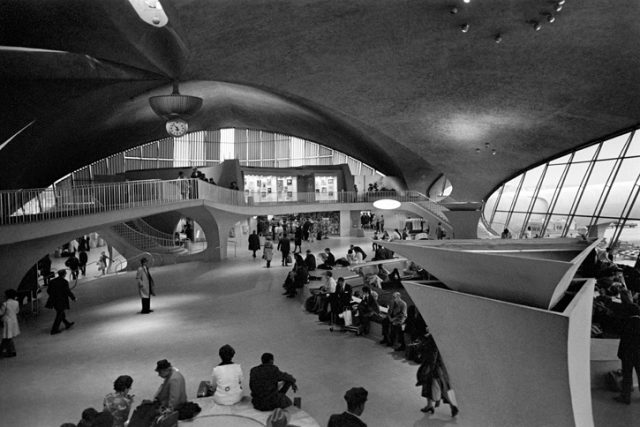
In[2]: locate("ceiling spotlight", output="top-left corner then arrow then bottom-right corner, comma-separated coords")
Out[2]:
475,148 -> 481,153
555,3 -> 563,11
494,34 -> 502,43
492,149 -> 497,155
450,6 -> 458,14
557,0 -> 565,4
530,20 -> 542,31
463,0 -> 470,3
460,23 -> 470,33
484,142 -> 490,148
543,13 -> 555,23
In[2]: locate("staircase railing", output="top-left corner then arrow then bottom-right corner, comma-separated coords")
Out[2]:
111,223 -> 175,249
128,218 -> 175,242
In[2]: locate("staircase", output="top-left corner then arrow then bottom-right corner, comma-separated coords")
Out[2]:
110,222 -> 189,255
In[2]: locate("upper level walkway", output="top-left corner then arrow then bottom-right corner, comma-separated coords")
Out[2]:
0,178 -> 450,245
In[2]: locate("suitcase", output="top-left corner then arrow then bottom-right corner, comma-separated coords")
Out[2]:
607,369 -> 623,392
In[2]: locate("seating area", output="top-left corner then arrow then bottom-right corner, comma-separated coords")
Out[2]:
187,396 -> 319,427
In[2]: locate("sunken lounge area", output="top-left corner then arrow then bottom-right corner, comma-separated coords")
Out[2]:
1,237 -> 639,427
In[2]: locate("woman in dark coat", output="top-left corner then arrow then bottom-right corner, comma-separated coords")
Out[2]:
248,231 -> 261,258
416,331 -> 459,417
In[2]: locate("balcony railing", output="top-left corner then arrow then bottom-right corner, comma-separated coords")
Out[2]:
0,178 -> 447,226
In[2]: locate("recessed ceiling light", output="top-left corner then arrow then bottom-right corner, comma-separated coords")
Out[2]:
373,199 -> 402,210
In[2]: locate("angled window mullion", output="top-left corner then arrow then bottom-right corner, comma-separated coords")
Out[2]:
540,156 -> 573,236
504,174 -> 525,228
488,185 -> 504,225
520,164 -> 549,238
611,173 -> 640,246
589,134 -> 633,229
562,145 -> 602,236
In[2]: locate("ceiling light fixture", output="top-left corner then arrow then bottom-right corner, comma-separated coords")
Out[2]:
450,6 -> 458,14
543,12 -> 555,23
494,34 -> 503,43
463,0 -> 470,3
373,199 -> 402,210
149,81 -> 203,137
460,23 -> 470,33
555,3 -> 563,12
530,20 -> 542,31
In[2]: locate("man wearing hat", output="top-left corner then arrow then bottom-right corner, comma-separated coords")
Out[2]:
154,359 -> 187,411
45,269 -> 76,335
327,387 -> 368,427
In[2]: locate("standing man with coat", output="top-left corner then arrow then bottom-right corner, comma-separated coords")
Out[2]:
136,258 -> 155,314
614,304 -> 640,404
46,269 -> 76,335
248,231 -> 261,258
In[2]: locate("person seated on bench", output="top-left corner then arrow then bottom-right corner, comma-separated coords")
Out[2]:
387,268 -> 403,288
211,344 -> 244,406
358,286 -> 381,336
336,249 -> 362,267
317,248 -> 336,270
154,359 -> 187,411
249,353 -> 298,411
380,292 -> 408,351
304,250 -> 316,272
283,271 -> 297,298
350,245 -> 368,261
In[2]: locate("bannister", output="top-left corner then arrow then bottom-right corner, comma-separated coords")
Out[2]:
0,178 -> 448,226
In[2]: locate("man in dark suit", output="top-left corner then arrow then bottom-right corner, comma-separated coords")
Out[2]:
45,269 -> 76,335
328,387 -> 368,427
614,302 -> 640,404
277,234 -> 291,267
249,353 -> 297,411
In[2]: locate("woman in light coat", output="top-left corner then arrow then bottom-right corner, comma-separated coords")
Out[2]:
263,236 -> 274,268
0,289 -> 20,357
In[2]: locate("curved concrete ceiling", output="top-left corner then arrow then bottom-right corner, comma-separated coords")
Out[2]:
2,0 -> 640,200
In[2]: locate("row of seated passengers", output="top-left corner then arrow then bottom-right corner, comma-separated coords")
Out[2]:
60,349 -> 301,427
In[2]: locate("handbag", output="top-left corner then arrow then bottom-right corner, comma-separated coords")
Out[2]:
287,253 -> 293,263
431,378 -> 442,402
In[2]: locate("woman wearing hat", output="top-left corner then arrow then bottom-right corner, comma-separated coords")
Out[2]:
263,236 -> 274,268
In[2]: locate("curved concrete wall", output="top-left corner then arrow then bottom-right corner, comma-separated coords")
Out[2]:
404,280 -> 595,427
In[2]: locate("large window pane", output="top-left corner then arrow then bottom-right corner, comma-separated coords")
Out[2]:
549,154 -> 571,165
552,162 -> 589,216
533,164 -> 566,214
572,144 -> 598,162
599,158 -> 640,218
597,133 -> 630,160
495,177 -> 522,212
513,165 -> 545,211
484,191 -> 500,218
626,131 -> 640,157
573,160 -> 615,216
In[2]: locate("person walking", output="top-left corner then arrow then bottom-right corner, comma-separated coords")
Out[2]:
78,249 -> 88,277
416,330 -> 459,417
65,253 -> 81,280
248,231 -> 261,258
45,269 -> 76,335
0,289 -> 20,357
136,258 -> 155,314
263,236 -> 274,268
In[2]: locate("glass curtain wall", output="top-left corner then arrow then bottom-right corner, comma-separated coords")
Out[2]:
73,129 -> 379,184
483,129 -> 640,260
